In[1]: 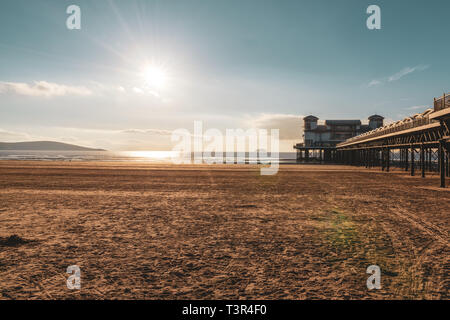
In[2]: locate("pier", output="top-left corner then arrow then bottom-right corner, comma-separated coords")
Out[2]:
295,93 -> 450,187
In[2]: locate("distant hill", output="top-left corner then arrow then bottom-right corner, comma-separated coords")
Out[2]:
0,141 -> 106,151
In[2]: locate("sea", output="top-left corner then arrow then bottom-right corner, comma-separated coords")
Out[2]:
0,150 -> 298,164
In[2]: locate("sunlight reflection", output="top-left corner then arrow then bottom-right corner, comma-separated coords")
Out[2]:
123,151 -> 180,160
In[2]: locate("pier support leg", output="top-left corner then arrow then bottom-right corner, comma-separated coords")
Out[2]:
411,145 -> 415,176
365,150 -> 368,168
421,144 -> 425,178
446,147 -> 449,177
429,148 -> 432,172
405,148 -> 409,172
386,148 -> 391,172
439,140 -> 446,188
400,149 -> 404,170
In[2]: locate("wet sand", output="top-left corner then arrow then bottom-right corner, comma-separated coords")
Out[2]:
0,161 -> 448,299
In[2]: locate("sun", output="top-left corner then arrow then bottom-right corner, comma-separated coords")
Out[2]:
141,64 -> 168,89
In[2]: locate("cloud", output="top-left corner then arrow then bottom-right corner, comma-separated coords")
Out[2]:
0,128 -> 30,141
0,81 -> 92,97
245,113 -> 302,140
367,80 -> 382,87
133,87 -> 144,94
404,105 -> 429,111
0,128 -> 49,142
0,81 -> 163,99
131,87 -> 161,98
120,128 -> 173,135
367,65 -> 429,87
388,65 -> 429,82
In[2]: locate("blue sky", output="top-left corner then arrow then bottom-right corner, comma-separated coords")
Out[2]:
0,0 -> 449,150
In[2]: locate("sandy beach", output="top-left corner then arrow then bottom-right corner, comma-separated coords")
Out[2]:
0,161 -> 448,299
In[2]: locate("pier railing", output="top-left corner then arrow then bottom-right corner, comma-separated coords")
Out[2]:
338,93 -> 449,147
434,93 -> 450,112
338,110 -> 436,146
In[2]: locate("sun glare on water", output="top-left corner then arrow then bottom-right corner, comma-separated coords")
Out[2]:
125,151 -> 179,161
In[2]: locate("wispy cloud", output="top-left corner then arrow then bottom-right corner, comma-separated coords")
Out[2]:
0,128 -> 30,141
388,65 -> 429,82
121,128 -> 172,135
404,105 -> 429,111
367,65 -> 430,87
133,87 -> 144,94
131,87 -> 161,98
0,81 -> 92,97
0,80 -> 166,99
367,80 -> 382,87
